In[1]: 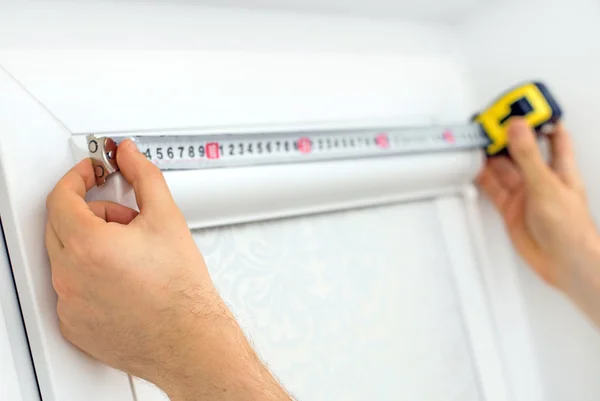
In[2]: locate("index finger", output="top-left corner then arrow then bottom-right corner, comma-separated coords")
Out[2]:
548,122 -> 583,188
46,159 -> 104,242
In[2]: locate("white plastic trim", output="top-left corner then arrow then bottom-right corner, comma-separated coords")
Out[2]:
81,148 -> 484,230
0,222 -> 40,401
466,191 -> 546,401
0,305 -> 25,401
0,49 -> 467,135
0,67 -> 135,401
436,192 -> 512,401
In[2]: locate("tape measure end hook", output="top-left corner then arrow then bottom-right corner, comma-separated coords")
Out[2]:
86,134 -> 119,186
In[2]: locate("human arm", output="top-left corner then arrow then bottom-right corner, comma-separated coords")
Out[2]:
477,118 -> 600,326
45,139 -> 292,401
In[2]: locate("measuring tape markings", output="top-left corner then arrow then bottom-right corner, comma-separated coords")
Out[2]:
123,124 -> 488,169
83,81 -> 564,186
87,124 -> 489,184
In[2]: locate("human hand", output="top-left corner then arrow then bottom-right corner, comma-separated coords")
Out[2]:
45,140 -> 290,401
477,118 -> 600,321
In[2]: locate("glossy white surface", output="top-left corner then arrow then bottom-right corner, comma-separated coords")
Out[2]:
0,219 -> 38,401
0,2 -> 466,135
0,68 -> 135,401
82,148 -> 483,231
0,220 -> 39,401
436,192 -> 510,401
1,50 -> 466,135
0,305 -> 24,401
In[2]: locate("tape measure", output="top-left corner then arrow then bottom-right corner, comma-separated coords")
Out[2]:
472,81 -> 562,155
87,81 -> 562,186
86,124 -> 487,185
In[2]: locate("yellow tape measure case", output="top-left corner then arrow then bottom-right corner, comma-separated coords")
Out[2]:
472,81 -> 563,156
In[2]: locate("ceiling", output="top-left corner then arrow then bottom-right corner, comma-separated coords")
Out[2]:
143,0 -> 488,23
0,0 -> 491,25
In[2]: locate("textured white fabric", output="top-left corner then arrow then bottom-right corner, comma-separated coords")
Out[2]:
194,201 -> 481,401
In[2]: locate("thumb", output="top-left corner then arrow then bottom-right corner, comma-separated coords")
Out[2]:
116,139 -> 178,218
507,118 -> 556,195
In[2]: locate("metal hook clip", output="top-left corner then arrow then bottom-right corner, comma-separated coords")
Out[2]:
86,134 -> 119,186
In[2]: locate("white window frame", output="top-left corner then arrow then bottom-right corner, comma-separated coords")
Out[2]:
0,60 -> 542,401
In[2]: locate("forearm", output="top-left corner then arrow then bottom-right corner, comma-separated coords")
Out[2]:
156,308 -> 292,401
560,231 -> 600,327
166,350 -> 291,401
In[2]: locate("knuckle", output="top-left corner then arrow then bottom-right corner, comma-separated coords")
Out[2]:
52,273 -> 78,301
51,274 -> 66,297
56,300 -> 68,322
56,304 -> 77,344
46,182 -> 69,210
45,190 -> 57,211
58,320 -> 73,342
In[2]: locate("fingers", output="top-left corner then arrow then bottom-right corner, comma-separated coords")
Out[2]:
47,159 -> 104,243
476,166 -> 510,213
88,201 -> 139,224
55,158 -> 97,198
507,118 -> 558,195
487,156 -> 523,192
548,122 -> 584,189
116,139 -> 178,218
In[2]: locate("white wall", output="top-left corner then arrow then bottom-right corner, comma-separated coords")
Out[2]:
0,1 -> 456,52
458,1 -> 600,400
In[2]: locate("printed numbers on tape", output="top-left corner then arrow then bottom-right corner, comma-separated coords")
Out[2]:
139,136 -> 384,162
144,145 -> 208,160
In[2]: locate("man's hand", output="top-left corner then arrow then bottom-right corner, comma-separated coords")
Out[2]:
45,140 -> 290,401
477,118 -> 600,324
